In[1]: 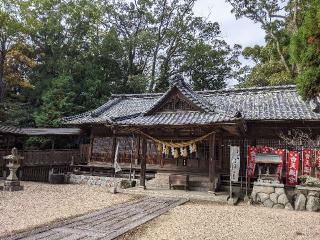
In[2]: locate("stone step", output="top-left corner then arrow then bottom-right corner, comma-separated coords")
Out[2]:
189,186 -> 209,192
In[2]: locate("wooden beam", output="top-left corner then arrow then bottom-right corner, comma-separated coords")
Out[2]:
208,133 -> 216,192
140,137 -> 147,189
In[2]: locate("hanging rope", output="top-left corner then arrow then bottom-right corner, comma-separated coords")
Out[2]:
124,127 -> 215,148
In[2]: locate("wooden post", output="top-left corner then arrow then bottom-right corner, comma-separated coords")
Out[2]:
88,132 -> 94,163
208,133 -> 216,192
111,136 -> 117,164
140,137 -> 147,189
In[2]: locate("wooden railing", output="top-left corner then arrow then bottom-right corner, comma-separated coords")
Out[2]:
0,149 -> 81,167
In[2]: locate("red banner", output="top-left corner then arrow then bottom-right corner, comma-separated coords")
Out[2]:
247,146 -> 257,177
260,146 -> 272,154
272,149 -> 285,178
287,151 -> 300,186
315,150 -> 320,179
302,149 -> 313,176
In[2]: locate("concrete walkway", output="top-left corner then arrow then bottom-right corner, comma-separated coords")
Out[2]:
5,197 -> 188,240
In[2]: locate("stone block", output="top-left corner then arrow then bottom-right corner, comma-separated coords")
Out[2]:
263,199 -> 274,208
270,193 -> 279,203
273,204 -> 285,209
3,180 -> 24,191
308,191 -> 319,197
251,191 -> 257,202
253,186 -> 275,194
228,197 -> 238,205
285,203 -> 294,210
278,194 -> 289,205
275,187 -> 285,195
294,194 -> 306,211
306,196 -> 320,212
257,192 -> 269,202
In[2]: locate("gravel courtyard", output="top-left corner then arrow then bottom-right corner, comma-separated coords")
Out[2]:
0,181 -> 135,238
119,201 -> 320,240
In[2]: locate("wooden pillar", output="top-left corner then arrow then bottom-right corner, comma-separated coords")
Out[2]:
111,136 -> 117,164
140,137 -> 147,189
208,133 -> 216,192
88,135 -> 94,163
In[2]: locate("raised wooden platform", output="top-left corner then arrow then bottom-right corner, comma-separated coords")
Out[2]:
5,197 -> 188,240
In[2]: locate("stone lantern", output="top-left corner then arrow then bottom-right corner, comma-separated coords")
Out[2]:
1,147 -> 24,191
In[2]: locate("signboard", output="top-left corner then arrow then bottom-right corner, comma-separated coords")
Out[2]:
113,142 -> 122,173
230,146 -> 240,182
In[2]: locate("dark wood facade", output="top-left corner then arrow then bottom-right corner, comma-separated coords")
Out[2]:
64,80 -> 320,191
80,119 -> 320,191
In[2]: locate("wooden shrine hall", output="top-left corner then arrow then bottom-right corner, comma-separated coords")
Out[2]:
64,76 -> 320,191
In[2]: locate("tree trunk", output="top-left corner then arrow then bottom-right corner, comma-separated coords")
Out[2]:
270,31 -> 292,76
0,41 -> 6,102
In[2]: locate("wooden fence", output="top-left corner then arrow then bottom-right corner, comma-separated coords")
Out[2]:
0,149 -> 81,166
0,149 -> 81,181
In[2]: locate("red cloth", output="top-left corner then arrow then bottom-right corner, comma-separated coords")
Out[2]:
315,150 -> 320,179
287,151 -> 300,186
260,146 -> 272,154
247,146 -> 257,177
272,149 -> 285,179
302,149 -> 313,176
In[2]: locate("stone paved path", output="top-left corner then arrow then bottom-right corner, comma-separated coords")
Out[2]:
5,197 -> 188,240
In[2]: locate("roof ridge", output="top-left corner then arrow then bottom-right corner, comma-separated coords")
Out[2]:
110,85 -> 297,99
90,97 -> 122,118
110,93 -> 163,98
198,85 -> 296,94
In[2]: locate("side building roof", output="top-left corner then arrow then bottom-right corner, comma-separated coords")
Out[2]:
0,126 -> 83,136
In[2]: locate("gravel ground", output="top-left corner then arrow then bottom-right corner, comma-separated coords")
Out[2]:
0,181 -> 134,237
119,201 -> 320,240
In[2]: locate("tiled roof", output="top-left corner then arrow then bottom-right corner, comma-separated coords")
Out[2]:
202,85 -> 320,120
0,126 -> 82,135
63,84 -> 320,126
118,112 -> 235,126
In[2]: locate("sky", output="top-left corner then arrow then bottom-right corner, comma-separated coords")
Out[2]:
193,0 -> 266,85
194,0 -> 265,52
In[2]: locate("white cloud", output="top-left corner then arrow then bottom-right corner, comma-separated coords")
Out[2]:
194,0 -> 265,49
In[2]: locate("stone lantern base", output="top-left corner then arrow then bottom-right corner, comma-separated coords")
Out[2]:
1,180 -> 24,191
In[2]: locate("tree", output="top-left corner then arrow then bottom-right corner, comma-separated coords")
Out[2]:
181,42 -> 242,90
0,0 -> 36,102
241,44 -> 293,87
107,0 -> 241,92
227,0 -> 309,88
290,0 -> 320,99
34,75 -> 76,127
0,0 -> 244,128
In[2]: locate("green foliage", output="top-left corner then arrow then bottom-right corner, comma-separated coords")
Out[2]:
228,0 -> 308,88
182,42 -> 242,90
241,61 -> 293,87
34,75 -> 76,127
290,0 -> 320,99
24,136 -> 52,150
0,0 -> 243,127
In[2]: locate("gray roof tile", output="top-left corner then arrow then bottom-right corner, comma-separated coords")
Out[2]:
63,85 -> 320,126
